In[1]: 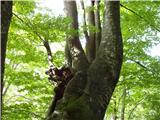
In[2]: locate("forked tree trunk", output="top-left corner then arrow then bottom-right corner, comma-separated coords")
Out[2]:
1,1 -> 13,94
46,1 -> 123,120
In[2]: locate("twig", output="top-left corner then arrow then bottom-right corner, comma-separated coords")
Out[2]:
129,59 -> 148,70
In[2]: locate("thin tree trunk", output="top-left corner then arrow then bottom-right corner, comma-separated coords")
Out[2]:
95,0 -> 101,52
80,0 -> 89,48
65,42 -> 72,68
86,1 -> 96,62
1,1 -> 13,94
112,98 -> 117,120
64,1 -> 89,72
121,88 -> 126,120
128,96 -> 147,120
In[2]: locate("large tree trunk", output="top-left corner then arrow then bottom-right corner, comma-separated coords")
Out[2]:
46,1 -> 123,120
1,1 -> 13,94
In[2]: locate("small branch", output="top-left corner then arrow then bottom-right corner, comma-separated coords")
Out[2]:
13,12 -> 24,24
128,95 -> 148,120
128,58 -> 157,74
65,42 -> 72,68
13,13 -> 53,65
2,83 -> 11,97
13,12 -> 44,41
129,59 -> 148,69
43,40 -> 53,65
128,58 -> 160,81
120,4 -> 160,32
121,88 -> 126,120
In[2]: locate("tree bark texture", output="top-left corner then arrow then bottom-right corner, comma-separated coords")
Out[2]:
86,1 -> 96,63
64,1 -> 89,72
46,1 -> 123,120
80,0 -> 89,51
1,1 -> 13,94
95,0 -> 101,52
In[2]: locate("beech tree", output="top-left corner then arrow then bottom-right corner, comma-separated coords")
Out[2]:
2,0 -> 160,119
46,1 -> 123,120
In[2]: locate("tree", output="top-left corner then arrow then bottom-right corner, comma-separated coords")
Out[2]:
1,1 -> 12,95
46,1 -> 123,120
2,1 -> 160,120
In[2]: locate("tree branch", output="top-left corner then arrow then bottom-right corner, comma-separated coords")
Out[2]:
43,40 -> 53,65
128,95 -> 148,120
129,59 -> 148,69
64,1 -> 89,71
2,83 -> 11,97
13,13 -> 53,65
128,58 -> 157,74
13,13 -> 44,41
120,4 -> 160,32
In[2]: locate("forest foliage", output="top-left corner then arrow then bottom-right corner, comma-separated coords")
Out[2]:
2,1 -> 160,120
